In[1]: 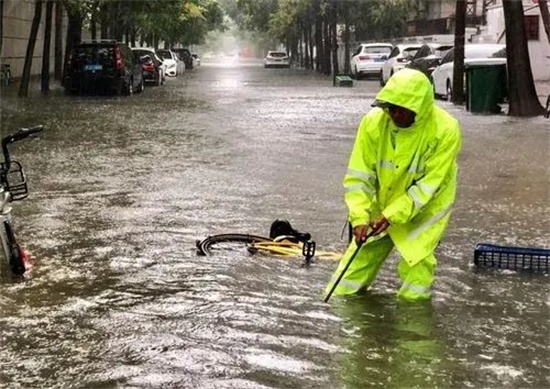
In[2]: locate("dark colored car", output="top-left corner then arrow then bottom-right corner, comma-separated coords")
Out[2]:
132,48 -> 165,86
172,48 -> 193,70
64,40 -> 144,95
407,43 -> 454,77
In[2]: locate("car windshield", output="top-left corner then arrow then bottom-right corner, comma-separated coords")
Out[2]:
157,51 -> 173,60
269,52 -> 287,57
362,46 -> 392,54
72,45 -> 114,67
402,47 -> 420,58
435,45 -> 453,57
465,45 -> 506,59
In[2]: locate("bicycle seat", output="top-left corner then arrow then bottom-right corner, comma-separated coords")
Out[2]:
269,219 -> 311,242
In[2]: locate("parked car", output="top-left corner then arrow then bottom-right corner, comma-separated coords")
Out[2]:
350,43 -> 393,80
131,47 -> 166,86
64,40 -> 144,95
192,53 -> 201,67
380,43 -> 423,86
156,49 -> 180,77
431,44 -> 506,100
264,51 -> 290,68
407,43 -> 454,77
172,48 -> 194,70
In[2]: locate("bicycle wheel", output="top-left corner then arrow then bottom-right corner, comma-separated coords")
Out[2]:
3,221 -> 25,275
196,233 -> 273,256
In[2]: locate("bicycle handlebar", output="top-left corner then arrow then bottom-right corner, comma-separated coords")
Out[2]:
1,125 -> 44,170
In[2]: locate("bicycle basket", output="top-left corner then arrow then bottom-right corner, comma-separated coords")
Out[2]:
5,161 -> 28,201
474,243 -> 550,272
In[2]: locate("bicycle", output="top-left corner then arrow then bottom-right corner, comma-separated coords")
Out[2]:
0,125 -> 44,276
196,233 -> 341,262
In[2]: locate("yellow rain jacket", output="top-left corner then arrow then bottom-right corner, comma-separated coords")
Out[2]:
344,68 -> 461,266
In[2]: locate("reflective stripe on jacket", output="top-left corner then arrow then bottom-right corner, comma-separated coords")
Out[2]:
344,68 -> 462,266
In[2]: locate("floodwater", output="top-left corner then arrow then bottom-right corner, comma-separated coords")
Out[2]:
0,60 -> 548,388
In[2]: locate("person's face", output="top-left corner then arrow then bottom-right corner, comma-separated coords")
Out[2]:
386,104 -> 416,128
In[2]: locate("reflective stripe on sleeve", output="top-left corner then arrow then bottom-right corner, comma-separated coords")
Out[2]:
417,182 -> 437,195
345,183 -> 375,196
408,163 -> 418,175
408,206 -> 452,239
378,160 -> 396,170
346,168 -> 375,182
408,186 -> 426,210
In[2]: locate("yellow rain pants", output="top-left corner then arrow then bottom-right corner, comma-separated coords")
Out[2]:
325,236 -> 436,300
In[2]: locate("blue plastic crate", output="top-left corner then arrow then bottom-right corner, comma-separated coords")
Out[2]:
474,243 -> 550,272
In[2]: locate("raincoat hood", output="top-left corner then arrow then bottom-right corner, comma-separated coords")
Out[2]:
374,68 -> 434,122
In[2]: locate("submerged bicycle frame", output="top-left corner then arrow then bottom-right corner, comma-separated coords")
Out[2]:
0,125 -> 44,275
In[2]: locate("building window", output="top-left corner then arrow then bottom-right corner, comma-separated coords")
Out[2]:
525,15 -> 539,41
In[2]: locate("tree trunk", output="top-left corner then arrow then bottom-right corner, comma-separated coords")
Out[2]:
63,5 -> 82,82
308,24 -> 314,70
304,23 -> 310,69
114,1 -> 123,41
331,20 -> 339,75
90,9 -> 97,40
452,0 -> 466,105
314,12 -> 322,71
130,27 -> 136,47
0,0 -> 4,59
100,3 -> 109,39
19,0 -> 43,97
539,0 -> 550,44
343,21 -> 350,73
41,0 -> 53,93
503,0 -> 545,116
323,20 -> 331,75
298,32 -> 303,67
54,1 -> 62,80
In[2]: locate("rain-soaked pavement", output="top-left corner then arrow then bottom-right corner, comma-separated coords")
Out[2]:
0,60 -> 549,388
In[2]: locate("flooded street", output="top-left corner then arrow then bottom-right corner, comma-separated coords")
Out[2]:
0,60 -> 548,388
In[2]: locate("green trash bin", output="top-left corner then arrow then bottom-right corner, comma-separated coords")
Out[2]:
465,63 -> 507,113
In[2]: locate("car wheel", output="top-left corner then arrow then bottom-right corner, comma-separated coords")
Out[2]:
125,77 -> 133,96
446,80 -> 453,102
380,70 -> 385,87
136,77 -> 144,94
355,66 -> 362,80
155,72 -> 161,86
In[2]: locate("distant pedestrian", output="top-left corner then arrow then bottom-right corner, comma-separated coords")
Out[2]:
326,68 -> 462,301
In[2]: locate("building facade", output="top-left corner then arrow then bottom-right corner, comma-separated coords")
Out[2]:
485,0 -> 550,80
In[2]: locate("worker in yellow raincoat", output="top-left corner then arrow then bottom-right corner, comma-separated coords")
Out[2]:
326,68 -> 462,301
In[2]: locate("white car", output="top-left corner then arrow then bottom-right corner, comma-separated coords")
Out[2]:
156,49 -> 180,77
192,53 -> 200,67
431,44 -> 506,100
264,51 -> 290,68
131,47 -> 166,85
350,43 -> 393,80
380,43 -> 422,86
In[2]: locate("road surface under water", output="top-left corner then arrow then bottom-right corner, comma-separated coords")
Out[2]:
0,60 -> 548,388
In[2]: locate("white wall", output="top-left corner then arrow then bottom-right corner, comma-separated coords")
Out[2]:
1,0 -> 92,79
486,0 -> 550,81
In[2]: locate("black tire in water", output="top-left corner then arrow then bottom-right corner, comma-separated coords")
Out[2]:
4,221 -> 25,275
196,233 -> 273,256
